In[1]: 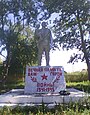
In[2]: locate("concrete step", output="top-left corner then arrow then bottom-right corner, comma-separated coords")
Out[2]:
0,88 -> 89,108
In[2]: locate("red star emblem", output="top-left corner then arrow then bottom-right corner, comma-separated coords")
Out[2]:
41,73 -> 48,80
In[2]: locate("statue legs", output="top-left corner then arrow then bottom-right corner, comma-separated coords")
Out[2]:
45,45 -> 50,66
38,45 -> 43,66
37,43 -> 50,66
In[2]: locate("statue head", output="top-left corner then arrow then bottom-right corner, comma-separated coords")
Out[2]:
42,22 -> 47,28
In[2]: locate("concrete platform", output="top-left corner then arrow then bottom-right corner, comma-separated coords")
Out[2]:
0,88 -> 89,108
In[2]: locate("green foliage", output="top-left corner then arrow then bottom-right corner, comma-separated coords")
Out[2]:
0,78 -> 24,94
43,0 -> 90,80
0,64 -> 4,77
0,100 -> 90,115
67,81 -> 90,93
0,106 -> 12,115
65,71 -> 88,82
65,71 -> 90,93
0,23 -> 38,76
44,0 -> 90,52
0,0 -> 42,77
8,27 -> 38,75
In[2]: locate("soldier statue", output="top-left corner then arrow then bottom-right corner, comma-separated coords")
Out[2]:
34,22 -> 53,66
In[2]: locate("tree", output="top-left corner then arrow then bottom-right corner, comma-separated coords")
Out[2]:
42,0 -> 90,80
0,21 -> 38,77
9,26 -> 38,76
0,0 -> 40,77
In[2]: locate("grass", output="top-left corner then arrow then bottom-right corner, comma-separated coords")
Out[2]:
66,81 -> 90,93
0,80 -> 24,94
0,100 -> 90,115
65,71 -> 88,82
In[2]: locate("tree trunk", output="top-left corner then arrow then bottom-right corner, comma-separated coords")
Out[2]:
4,48 -> 11,78
77,10 -> 90,81
87,63 -> 90,81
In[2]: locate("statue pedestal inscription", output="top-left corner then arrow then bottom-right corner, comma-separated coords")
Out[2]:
24,66 -> 66,94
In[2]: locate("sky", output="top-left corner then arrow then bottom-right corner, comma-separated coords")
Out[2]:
41,49 -> 87,73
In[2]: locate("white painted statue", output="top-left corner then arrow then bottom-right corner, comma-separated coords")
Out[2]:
35,22 -> 53,66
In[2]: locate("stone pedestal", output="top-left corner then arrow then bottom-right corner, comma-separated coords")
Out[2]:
24,66 -> 66,94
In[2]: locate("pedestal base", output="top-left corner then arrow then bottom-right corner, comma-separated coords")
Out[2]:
0,88 -> 89,108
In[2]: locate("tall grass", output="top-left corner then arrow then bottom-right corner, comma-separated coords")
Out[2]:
65,71 -> 88,82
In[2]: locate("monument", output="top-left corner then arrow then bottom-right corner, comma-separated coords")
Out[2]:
34,22 -> 53,66
0,22 -> 88,107
24,22 -> 66,94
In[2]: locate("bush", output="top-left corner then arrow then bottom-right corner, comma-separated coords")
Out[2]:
65,71 -> 88,82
